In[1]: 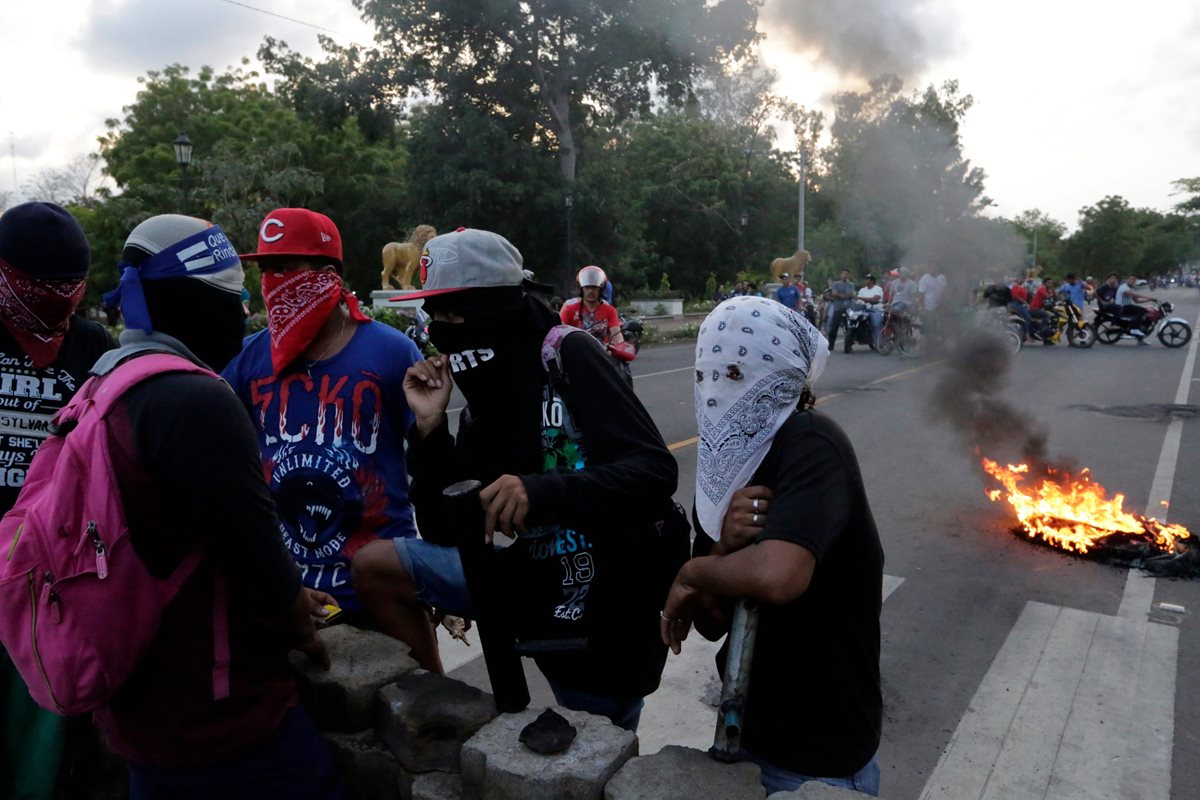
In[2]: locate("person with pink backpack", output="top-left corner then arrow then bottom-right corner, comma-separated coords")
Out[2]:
0,203 -> 116,800
0,214 -> 346,799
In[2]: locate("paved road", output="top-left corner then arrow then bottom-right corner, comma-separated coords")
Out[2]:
442,287 -> 1200,800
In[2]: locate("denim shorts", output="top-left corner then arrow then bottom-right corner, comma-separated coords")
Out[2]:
751,752 -> 880,797
392,538 -> 473,617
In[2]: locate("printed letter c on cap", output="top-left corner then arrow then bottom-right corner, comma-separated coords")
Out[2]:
419,251 -> 432,282
261,218 -> 285,243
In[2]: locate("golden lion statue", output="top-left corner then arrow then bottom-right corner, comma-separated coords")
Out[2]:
381,225 -> 437,290
770,249 -> 812,284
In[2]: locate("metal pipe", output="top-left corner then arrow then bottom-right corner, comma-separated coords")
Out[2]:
710,599 -> 760,762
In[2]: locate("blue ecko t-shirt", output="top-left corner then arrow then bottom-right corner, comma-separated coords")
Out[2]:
223,321 -> 421,606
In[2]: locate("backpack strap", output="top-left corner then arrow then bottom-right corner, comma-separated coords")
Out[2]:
90,353 -> 219,418
540,325 -> 607,389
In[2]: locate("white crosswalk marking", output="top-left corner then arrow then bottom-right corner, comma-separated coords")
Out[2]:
920,583 -> 1177,800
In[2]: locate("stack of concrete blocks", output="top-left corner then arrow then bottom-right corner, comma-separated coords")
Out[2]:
292,626 -> 878,800
291,624 -> 498,799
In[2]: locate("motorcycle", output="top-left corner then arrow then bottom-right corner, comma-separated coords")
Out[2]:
404,308 -> 433,355
619,315 -> 644,355
973,305 -> 1023,356
1093,300 -> 1192,348
842,302 -> 878,353
874,304 -> 922,358
1031,297 -> 1094,348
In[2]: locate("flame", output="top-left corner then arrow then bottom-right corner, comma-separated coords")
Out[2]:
981,458 -> 1192,555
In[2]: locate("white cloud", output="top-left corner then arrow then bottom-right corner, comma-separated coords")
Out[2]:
0,0 -> 373,196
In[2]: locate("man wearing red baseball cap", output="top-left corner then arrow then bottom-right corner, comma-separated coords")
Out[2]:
223,208 -> 424,616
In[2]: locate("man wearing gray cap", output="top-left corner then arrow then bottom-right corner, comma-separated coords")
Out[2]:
353,228 -> 688,731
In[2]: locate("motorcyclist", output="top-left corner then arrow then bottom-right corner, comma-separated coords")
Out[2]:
1028,278 -> 1057,345
855,274 -> 885,344
824,269 -> 857,349
1115,275 -> 1155,344
1095,273 -> 1120,315
560,265 -> 624,345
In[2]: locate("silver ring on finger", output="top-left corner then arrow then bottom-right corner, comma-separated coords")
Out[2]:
753,498 -> 760,512
753,512 -> 760,525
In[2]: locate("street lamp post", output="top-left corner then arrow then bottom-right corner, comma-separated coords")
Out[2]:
797,149 -> 807,253
172,133 -> 193,215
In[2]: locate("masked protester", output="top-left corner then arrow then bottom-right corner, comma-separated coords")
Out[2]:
352,228 -> 688,731
223,209 -> 423,617
97,214 -> 344,799
0,203 -> 115,800
661,297 -> 884,796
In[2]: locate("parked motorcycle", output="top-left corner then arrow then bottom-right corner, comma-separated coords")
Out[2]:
842,302 -> 878,353
1093,300 -> 1192,348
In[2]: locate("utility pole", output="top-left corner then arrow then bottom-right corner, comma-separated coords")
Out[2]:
797,150 -> 807,252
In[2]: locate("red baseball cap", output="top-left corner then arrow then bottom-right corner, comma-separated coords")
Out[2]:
241,208 -> 342,266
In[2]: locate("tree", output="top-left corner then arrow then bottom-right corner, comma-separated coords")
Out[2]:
1170,177 -> 1200,215
283,0 -> 758,188
21,155 -> 107,207
821,76 -> 998,273
1061,196 -> 1144,277
1010,209 -> 1067,274
91,64 -> 409,296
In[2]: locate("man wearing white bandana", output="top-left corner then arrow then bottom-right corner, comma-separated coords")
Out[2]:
661,296 -> 884,796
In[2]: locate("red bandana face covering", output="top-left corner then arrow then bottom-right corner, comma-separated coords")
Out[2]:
0,258 -> 86,368
261,269 -> 370,375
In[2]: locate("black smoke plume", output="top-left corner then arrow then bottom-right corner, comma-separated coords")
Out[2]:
762,0 -> 958,81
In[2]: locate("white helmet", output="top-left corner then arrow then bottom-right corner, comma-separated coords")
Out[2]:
577,265 -> 607,288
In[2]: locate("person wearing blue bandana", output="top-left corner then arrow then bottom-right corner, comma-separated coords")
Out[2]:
95,215 -> 345,799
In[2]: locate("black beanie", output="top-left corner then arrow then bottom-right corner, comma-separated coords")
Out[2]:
0,202 -> 91,279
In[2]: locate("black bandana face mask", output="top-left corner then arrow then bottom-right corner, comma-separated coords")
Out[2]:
429,320 -> 517,407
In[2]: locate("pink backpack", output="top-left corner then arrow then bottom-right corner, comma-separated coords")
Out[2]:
0,353 -> 230,715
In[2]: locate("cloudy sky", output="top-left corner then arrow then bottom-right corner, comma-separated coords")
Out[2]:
1,0 -> 1197,229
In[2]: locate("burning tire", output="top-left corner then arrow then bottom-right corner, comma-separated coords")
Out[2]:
1094,320 -> 1121,345
1158,320 -> 1192,349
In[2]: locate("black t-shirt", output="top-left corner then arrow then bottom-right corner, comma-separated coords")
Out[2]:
694,409 -> 883,777
407,331 -> 684,698
0,317 -> 116,513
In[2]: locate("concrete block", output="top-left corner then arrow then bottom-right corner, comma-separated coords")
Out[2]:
324,729 -> 402,800
291,625 -> 420,732
412,772 -> 465,800
773,783 -> 879,799
603,746 -> 764,800
461,706 -> 638,800
378,670 -> 499,773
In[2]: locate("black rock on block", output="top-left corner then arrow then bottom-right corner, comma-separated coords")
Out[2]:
519,708 -> 578,755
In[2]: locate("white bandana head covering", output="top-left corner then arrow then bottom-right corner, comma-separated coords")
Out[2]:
694,296 -> 829,540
